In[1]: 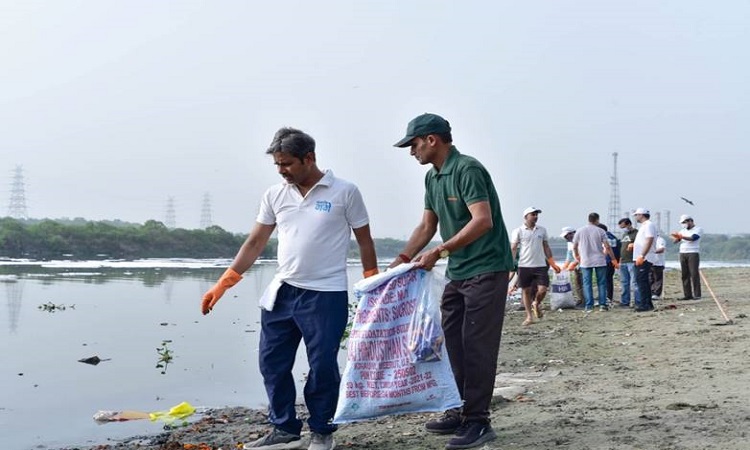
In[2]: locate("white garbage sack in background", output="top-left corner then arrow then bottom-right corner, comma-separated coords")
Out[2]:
333,264 -> 461,423
550,269 -> 577,310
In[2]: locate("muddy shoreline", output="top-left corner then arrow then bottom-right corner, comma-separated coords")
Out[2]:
57,267 -> 750,450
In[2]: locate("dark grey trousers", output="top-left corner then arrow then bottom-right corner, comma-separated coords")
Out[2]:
680,252 -> 701,298
441,271 -> 509,424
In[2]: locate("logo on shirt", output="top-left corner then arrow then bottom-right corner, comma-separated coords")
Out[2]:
315,201 -> 332,212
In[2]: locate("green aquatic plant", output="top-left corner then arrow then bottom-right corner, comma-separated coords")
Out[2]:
155,340 -> 174,374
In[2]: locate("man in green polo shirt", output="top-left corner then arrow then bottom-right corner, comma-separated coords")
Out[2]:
390,113 -> 513,450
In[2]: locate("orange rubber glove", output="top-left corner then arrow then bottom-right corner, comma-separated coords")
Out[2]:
547,257 -> 561,274
363,268 -> 379,278
635,256 -> 645,266
202,268 -> 243,315
613,260 -> 620,270
671,232 -> 682,241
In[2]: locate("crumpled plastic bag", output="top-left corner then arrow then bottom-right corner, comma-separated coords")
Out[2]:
406,270 -> 447,363
148,401 -> 196,423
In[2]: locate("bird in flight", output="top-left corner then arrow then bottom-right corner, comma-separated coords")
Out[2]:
680,197 -> 694,206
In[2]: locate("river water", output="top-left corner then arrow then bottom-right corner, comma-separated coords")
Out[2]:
0,259 -> 375,450
1,258 -> 746,449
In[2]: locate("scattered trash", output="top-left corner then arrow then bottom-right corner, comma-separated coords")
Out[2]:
94,401 -> 197,426
78,355 -> 111,365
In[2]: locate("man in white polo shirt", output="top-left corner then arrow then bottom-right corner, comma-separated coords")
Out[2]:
671,214 -> 703,300
633,207 -> 658,312
511,207 -> 560,325
201,127 -> 378,450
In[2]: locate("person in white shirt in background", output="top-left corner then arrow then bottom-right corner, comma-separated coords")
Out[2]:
671,214 -> 703,300
511,207 -> 561,326
632,208 -> 658,312
561,226 -> 584,304
650,234 -> 667,299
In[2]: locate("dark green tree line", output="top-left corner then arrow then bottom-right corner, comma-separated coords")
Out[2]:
2,217 -> 748,261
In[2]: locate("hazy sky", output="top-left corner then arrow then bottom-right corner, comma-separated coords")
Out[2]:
2,0 -> 748,239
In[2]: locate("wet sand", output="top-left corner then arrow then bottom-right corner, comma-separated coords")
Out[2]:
57,267 -> 750,450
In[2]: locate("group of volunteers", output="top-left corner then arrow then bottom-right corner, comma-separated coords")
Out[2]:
197,113 -> 702,450
514,206 -> 703,327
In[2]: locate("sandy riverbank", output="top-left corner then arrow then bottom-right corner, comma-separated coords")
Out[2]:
57,267 -> 750,450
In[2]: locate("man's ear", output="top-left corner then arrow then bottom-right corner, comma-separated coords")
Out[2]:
426,134 -> 438,146
304,152 -> 316,164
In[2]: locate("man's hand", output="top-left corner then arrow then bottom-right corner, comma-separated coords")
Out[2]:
202,268 -> 243,315
568,260 -> 578,271
413,247 -> 441,271
635,256 -> 645,266
613,260 -> 620,270
547,257 -> 561,274
363,268 -> 379,278
627,243 -> 634,252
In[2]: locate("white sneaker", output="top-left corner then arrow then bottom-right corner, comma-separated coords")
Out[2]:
308,432 -> 336,450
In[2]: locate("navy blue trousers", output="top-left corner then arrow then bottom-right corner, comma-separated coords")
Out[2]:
635,261 -> 654,310
259,283 -> 348,435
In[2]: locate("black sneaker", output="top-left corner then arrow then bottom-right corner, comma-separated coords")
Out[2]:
425,411 -> 462,435
445,421 -> 497,449
242,427 -> 301,449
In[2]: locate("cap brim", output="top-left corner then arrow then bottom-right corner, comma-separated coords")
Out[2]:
393,135 -> 415,148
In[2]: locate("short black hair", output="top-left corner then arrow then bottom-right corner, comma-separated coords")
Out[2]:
596,223 -> 608,231
418,132 -> 453,145
588,212 -> 600,223
266,127 -> 315,162
618,218 -> 632,226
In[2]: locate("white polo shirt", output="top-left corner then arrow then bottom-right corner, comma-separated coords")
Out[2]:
678,226 -> 703,253
633,220 -> 658,264
511,225 -> 548,268
257,170 -> 369,291
654,235 -> 666,267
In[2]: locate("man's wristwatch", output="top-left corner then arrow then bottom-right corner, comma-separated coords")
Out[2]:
438,245 -> 450,259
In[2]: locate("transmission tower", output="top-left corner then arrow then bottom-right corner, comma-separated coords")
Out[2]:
664,210 -> 671,235
607,152 -> 621,232
200,192 -> 213,229
165,196 -> 176,229
8,165 -> 28,219
654,211 -> 662,235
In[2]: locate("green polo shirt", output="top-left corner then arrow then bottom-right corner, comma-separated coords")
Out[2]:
424,146 -> 513,280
